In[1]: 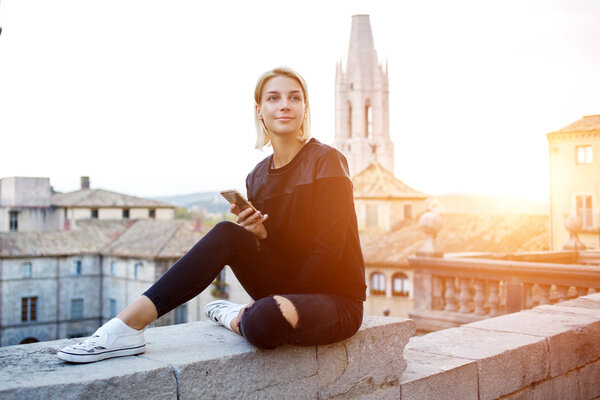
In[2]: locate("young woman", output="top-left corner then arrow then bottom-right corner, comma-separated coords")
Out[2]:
57,66 -> 366,363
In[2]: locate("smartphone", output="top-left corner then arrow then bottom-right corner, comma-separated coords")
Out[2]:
220,189 -> 259,214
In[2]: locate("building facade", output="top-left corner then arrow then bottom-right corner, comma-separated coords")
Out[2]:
0,176 -> 175,233
548,115 -> 600,249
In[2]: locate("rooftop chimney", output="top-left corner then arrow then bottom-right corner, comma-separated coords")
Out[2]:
194,217 -> 203,232
81,176 -> 90,190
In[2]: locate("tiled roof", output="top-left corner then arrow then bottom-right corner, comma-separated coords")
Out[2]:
102,219 -> 205,259
0,220 -> 205,259
51,189 -> 174,208
157,223 -> 205,259
353,162 -> 427,199
0,221 -> 131,257
360,213 -> 549,267
557,115 -> 600,133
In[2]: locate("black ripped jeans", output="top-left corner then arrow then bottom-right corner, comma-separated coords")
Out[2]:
143,221 -> 363,349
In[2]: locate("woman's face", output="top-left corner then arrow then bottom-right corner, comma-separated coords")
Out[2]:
257,75 -> 306,140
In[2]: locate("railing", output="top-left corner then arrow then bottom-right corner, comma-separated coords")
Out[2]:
408,211 -> 600,333
408,253 -> 600,332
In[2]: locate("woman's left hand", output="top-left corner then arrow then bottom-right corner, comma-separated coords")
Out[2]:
231,203 -> 269,240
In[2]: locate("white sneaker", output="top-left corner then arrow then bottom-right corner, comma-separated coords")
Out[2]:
57,318 -> 145,363
204,300 -> 245,331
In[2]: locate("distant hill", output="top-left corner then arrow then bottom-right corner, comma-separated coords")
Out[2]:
432,193 -> 549,215
153,191 -> 548,216
152,191 -> 230,214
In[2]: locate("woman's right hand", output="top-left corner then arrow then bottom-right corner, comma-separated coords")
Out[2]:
230,203 -> 269,240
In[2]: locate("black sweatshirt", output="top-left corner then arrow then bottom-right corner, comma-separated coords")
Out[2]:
246,138 -> 367,301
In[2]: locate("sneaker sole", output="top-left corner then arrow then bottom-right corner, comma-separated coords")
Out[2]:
57,344 -> 146,363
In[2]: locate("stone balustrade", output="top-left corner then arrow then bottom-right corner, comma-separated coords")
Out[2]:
408,253 -> 600,332
409,211 -> 600,333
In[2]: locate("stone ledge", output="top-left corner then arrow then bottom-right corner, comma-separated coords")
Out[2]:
0,316 -> 415,400
403,293 -> 600,400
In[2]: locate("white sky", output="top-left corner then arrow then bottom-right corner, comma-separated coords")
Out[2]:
1,0 -> 598,202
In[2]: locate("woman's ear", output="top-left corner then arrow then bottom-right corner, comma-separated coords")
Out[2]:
256,104 -> 263,120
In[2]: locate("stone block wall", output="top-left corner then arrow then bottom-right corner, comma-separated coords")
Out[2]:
0,316 -> 415,400
402,293 -> 600,400
2,294 -> 600,399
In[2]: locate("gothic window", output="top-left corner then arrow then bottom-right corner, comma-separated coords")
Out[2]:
370,272 -> 386,295
348,101 -> 353,138
365,99 -> 372,138
21,297 -> 38,322
123,208 -> 130,219
91,209 -> 99,219
149,209 -> 156,219
392,273 -> 411,297
576,145 -> 593,164
576,195 -> 593,229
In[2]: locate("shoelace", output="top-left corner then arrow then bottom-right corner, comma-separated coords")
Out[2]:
208,304 -> 231,321
72,334 -> 103,350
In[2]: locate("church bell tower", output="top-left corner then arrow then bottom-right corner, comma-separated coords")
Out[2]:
333,15 -> 394,176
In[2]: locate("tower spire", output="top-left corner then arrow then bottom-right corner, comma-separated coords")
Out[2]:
333,15 -> 394,176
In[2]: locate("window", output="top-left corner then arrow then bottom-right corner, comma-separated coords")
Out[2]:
9,211 -> 18,232
404,204 -> 413,220
110,261 -> 116,276
70,298 -> 84,319
22,262 -> 32,278
365,101 -> 372,138
392,273 -> 411,297
576,195 -> 593,229
134,262 -> 143,279
576,145 -> 593,164
149,209 -> 156,219
211,269 -> 228,299
370,272 -> 386,295
123,208 -> 130,219
91,209 -> 99,219
110,299 -> 117,318
21,297 -> 37,322
366,204 -> 378,227
175,305 -> 188,324
348,101 -> 353,138
74,260 -> 82,275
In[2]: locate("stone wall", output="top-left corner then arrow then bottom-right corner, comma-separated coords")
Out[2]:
403,293 -> 600,399
0,316 -> 415,400
2,294 -> 600,399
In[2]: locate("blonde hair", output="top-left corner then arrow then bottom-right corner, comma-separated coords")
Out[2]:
254,66 -> 311,149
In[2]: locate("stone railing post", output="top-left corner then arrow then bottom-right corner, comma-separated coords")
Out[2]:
563,214 -> 586,250
416,211 -> 443,257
